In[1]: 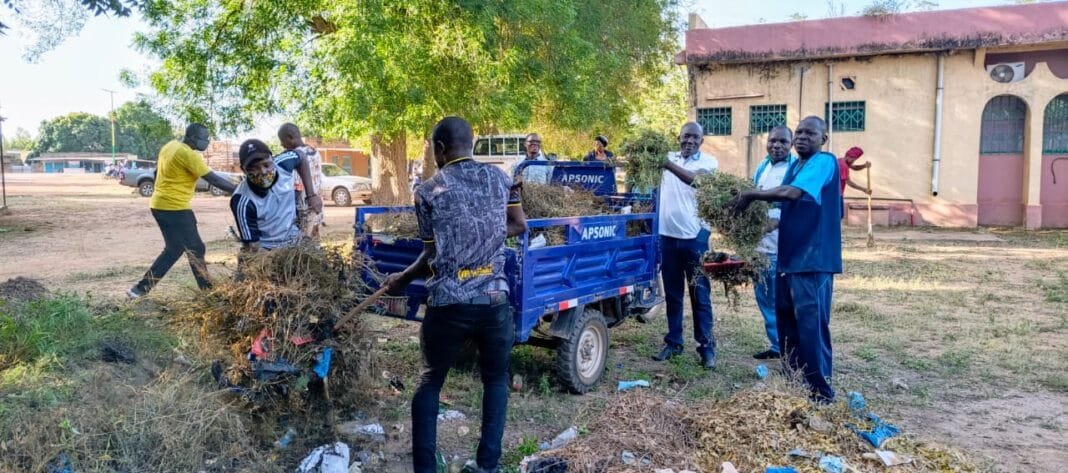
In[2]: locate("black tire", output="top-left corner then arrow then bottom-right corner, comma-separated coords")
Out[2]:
332,187 -> 352,207
209,185 -> 226,197
138,180 -> 155,198
555,307 -> 608,394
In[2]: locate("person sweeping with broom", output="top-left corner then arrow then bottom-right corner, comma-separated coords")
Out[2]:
730,116 -> 841,403
382,116 -> 527,473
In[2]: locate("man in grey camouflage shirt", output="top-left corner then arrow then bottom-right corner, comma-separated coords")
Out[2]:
384,116 -> 527,473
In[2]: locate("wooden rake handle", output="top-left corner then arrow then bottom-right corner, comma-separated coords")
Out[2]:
335,285 -> 390,332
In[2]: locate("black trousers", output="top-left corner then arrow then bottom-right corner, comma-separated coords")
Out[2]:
133,209 -> 212,294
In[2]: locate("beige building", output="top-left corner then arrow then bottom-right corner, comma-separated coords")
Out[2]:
677,3 -> 1068,228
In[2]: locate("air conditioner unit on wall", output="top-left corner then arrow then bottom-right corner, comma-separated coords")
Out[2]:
986,62 -> 1026,84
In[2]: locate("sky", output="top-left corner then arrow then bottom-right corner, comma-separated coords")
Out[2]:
0,0 -> 1024,140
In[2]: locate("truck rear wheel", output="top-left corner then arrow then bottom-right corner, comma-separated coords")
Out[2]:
555,307 -> 608,394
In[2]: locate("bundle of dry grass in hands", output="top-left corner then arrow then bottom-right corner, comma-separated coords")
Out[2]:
365,212 -> 421,239
174,242 -> 378,414
695,172 -> 771,271
620,129 -> 674,191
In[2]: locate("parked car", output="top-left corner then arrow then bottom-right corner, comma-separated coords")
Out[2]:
473,134 -> 528,172
118,168 -> 240,198
320,163 -> 372,206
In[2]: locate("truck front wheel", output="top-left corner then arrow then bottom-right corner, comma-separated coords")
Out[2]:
555,307 -> 608,394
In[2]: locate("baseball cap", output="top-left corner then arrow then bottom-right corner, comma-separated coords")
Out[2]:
239,139 -> 272,170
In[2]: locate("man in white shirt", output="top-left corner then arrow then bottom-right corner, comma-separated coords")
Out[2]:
512,133 -> 551,184
654,122 -> 718,370
751,125 -> 795,360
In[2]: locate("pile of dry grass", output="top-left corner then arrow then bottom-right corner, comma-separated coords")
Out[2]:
548,390 -> 700,472
2,366 -> 280,473
366,212 -> 421,239
522,183 -> 610,246
695,172 -> 771,270
174,242 -> 378,415
620,130 -> 673,191
546,383 -> 977,473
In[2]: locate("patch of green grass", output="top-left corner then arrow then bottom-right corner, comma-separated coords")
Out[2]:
500,435 -> 541,470
900,357 -> 933,371
0,295 -> 175,371
938,348 -> 975,372
1039,373 -> 1068,392
833,301 -> 880,321
669,355 -> 705,382
853,346 -> 878,362
1039,272 -> 1068,303
976,292 -> 1002,305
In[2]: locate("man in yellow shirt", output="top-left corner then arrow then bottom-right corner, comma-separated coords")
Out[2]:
128,124 -> 238,298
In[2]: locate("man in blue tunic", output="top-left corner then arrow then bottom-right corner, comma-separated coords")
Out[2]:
731,116 -> 841,402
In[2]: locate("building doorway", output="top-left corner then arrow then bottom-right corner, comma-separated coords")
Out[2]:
977,95 -> 1027,226
1041,93 -> 1068,228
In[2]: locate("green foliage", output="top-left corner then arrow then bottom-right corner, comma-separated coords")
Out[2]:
860,0 -> 938,16
32,112 -> 112,156
114,99 -> 176,160
630,68 -> 688,139
620,129 -> 673,190
31,101 -> 174,159
2,127 -> 35,155
134,0 -> 679,199
1040,271 -> 1068,303
2,0 -> 141,60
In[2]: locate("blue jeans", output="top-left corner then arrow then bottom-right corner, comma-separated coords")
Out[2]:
412,302 -> 514,472
660,229 -> 715,357
776,272 -> 835,402
753,254 -> 780,353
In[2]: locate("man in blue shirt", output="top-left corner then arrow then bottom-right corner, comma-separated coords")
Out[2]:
751,126 -> 795,361
384,116 -> 527,473
731,116 -> 841,402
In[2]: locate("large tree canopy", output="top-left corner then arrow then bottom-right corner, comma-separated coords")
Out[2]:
32,100 -> 175,159
135,0 -> 677,202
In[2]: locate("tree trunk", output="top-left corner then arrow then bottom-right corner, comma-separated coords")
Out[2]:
370,132 -> 411,205
421,136 -> 437,180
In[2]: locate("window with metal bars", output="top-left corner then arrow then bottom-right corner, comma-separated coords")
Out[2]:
1043,94 -> 1068,154
696,107 -> 732,136
749,104 -> 787,135
825,101 -> 865,132
980,95 -> 1026,154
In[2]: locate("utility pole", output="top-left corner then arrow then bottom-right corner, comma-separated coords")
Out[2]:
102,88 -> 117,164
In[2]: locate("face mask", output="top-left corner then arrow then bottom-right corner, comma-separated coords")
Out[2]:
246,170 -> 277,189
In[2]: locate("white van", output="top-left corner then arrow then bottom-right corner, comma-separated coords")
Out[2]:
473,134 -> 528,172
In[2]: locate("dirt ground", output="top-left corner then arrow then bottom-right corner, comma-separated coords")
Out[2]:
0,174 -> 357,297
2,174 -> 1067,472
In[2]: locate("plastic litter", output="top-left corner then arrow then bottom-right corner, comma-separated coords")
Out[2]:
520,456 -> 568,473
251,359 -> 301,382
312,347 -> 333,380
847,391 -> 866,413
620,450 -> 651,466
874,450 -> 913,466
438,410 -> 466,421
788,448 -> 821,459
274,427 -> 297,449
530,234 -> 548,249
338,422 -> 386,441
765,468 -> 799,473
848,413 -> 901,448
47,453 -> 73,473
544,426 -> 579,450
755,364 -> 769,379
296,442 -> 350,473
617,380 -> 650,391
818,455 -> 845,473
721,462 -> 739,473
